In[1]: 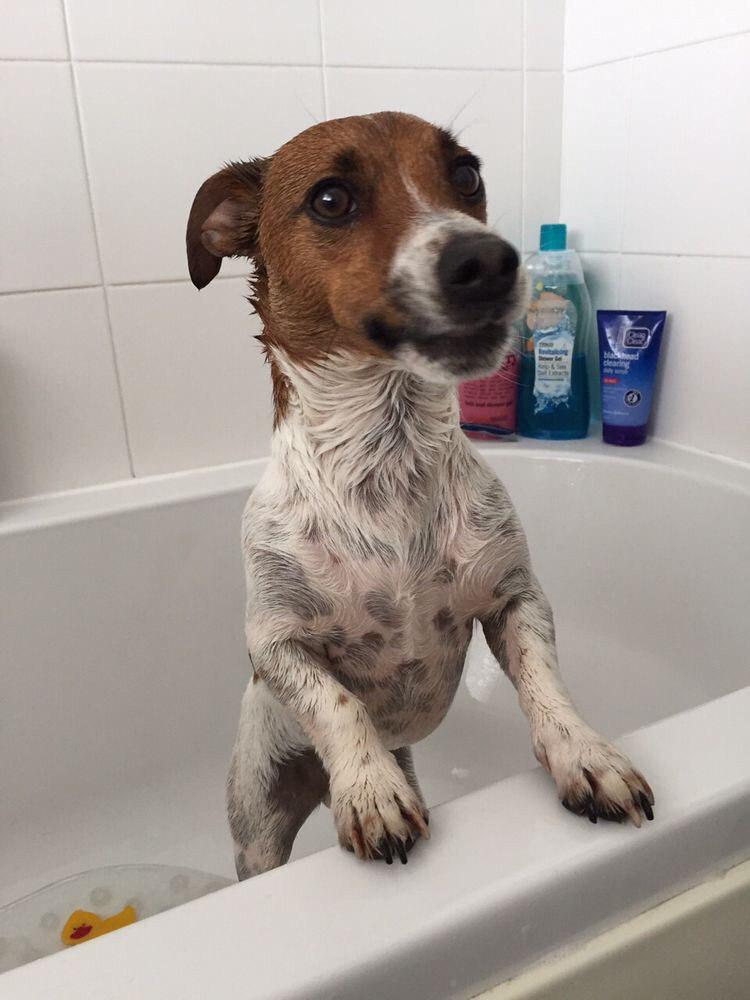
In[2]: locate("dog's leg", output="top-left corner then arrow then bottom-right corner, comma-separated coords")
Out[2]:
227,678 -> 328,880
252,639 -> 430,863
480,571 -> 654,825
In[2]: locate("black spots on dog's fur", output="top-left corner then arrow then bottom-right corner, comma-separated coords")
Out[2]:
433,558 -> 457,584
361,631 -> 385,651
324,626 -> 348,648
492,565 -> 535,601
432,606 -> 454,632
252,548 -> 333,621
468,477 -> 516,538
365,590 -> 404,629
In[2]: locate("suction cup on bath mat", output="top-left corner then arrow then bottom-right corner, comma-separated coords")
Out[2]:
0,864 -> 232,975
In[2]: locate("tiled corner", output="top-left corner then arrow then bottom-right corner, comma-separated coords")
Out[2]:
74,64 -> 324,285
623,33 -> 750,256
0,0 -> 68,59
565,0 -> 750,70
620,254 -> 750,463
523,71 -> 562,252
65,0 -> 320,64
0,63 -> 100,293
107,278 -> 273,477
326,68 -> 524,249
321,0 -> 523,69
0,289 -> 131,501
524,0 -> 564,70
560,60 -> 631,253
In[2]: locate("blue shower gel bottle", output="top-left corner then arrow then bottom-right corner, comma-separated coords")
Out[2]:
518,224 -> 596,439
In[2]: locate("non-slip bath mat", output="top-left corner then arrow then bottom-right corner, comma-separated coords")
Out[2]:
0,864 -> 232,975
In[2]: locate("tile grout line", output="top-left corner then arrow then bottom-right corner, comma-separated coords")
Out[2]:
565,25 -> 750,73
520,0 -> 527,252
60,0 -> 136,479
5,250 -> 750,300
615,57 -> 636,308
0,57 -> 537,72
558,0 -> 569,227
0,273 -> 245,299
317,0 -> 329,120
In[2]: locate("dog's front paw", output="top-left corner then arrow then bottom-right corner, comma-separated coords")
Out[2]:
331,756 -> 430,864
535,725 -> 655,827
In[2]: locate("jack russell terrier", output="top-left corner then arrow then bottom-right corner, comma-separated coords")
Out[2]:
186,112 -> 654,878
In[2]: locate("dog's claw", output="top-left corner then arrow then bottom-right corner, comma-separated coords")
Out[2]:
394,838 -> 409,865
379,837 -> 394,865
639,792 -> 654,821
586,799 -> 598,824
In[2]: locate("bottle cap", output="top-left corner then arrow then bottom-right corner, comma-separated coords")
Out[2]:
540,223 -> 567,251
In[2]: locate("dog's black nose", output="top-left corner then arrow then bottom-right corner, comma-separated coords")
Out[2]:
438,233 -> 519,308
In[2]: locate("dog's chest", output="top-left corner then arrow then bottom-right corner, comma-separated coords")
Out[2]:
299,526 -> 479,746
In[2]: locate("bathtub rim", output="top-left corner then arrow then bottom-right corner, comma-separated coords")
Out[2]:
1,685 -> 748,999
1,435 -> 749,538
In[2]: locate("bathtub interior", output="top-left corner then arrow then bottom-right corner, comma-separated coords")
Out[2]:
2,446 -> 748,927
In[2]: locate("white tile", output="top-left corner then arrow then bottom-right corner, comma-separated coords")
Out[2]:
559,61 -> 631,252
0,63 -> 100,292
75,64 -> 324,284
524,0 -> 564,69
619,254 -> 750,463
565,0 -> 750,70
326,68 -> 524,249
522,71 -> 562,252
66,0 -> 320,64
623,35 -> 750,257
322,0 -> 523,69
0,0 -> 67,58
0,289 -> 131,501
107,279 -> 273,477
579,252 -> 620,314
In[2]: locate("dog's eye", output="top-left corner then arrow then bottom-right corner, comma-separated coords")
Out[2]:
452,163 -> 482,199
309,182 -> 355,221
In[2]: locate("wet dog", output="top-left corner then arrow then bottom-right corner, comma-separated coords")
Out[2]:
186,112 -> 654,878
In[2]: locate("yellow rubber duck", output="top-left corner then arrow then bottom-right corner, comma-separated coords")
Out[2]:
61,905 -> 136,946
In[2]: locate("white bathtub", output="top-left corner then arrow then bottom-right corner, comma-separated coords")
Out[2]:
1,438 -> 749,998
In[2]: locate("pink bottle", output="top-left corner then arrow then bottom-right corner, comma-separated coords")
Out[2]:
458,352 -> 519,440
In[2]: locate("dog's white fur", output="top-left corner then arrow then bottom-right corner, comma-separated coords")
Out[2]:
228,211 -> 652,878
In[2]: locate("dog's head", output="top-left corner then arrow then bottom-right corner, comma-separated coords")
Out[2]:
187,112 -> 527,387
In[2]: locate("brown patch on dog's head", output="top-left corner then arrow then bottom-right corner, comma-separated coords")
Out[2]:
188,112 -> 524,420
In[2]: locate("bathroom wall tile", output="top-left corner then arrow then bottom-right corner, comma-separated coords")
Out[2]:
565,0 -> 750,70
66,0 -> 320,64
75,64 -> 324,285
0,289 -> 131,501
559,60 -> 630,252
619,254 -> 750,463
107,279 -> 272,477
0,0 -> 68,59
326,68 -> 523,249
322,0 -> 523,69
623,34 -> 750,257
524,0 -> 564,70
523,71 -> 562,252
579,252 -> 620,314
0,63 -> 100,292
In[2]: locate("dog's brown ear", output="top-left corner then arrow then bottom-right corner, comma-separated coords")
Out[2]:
186,157 -> 269,289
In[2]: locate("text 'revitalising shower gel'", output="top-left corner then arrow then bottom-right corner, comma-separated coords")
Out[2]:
517,224 -> 598,439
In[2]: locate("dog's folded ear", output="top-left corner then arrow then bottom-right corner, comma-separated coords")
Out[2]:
186,157 -> 269,289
